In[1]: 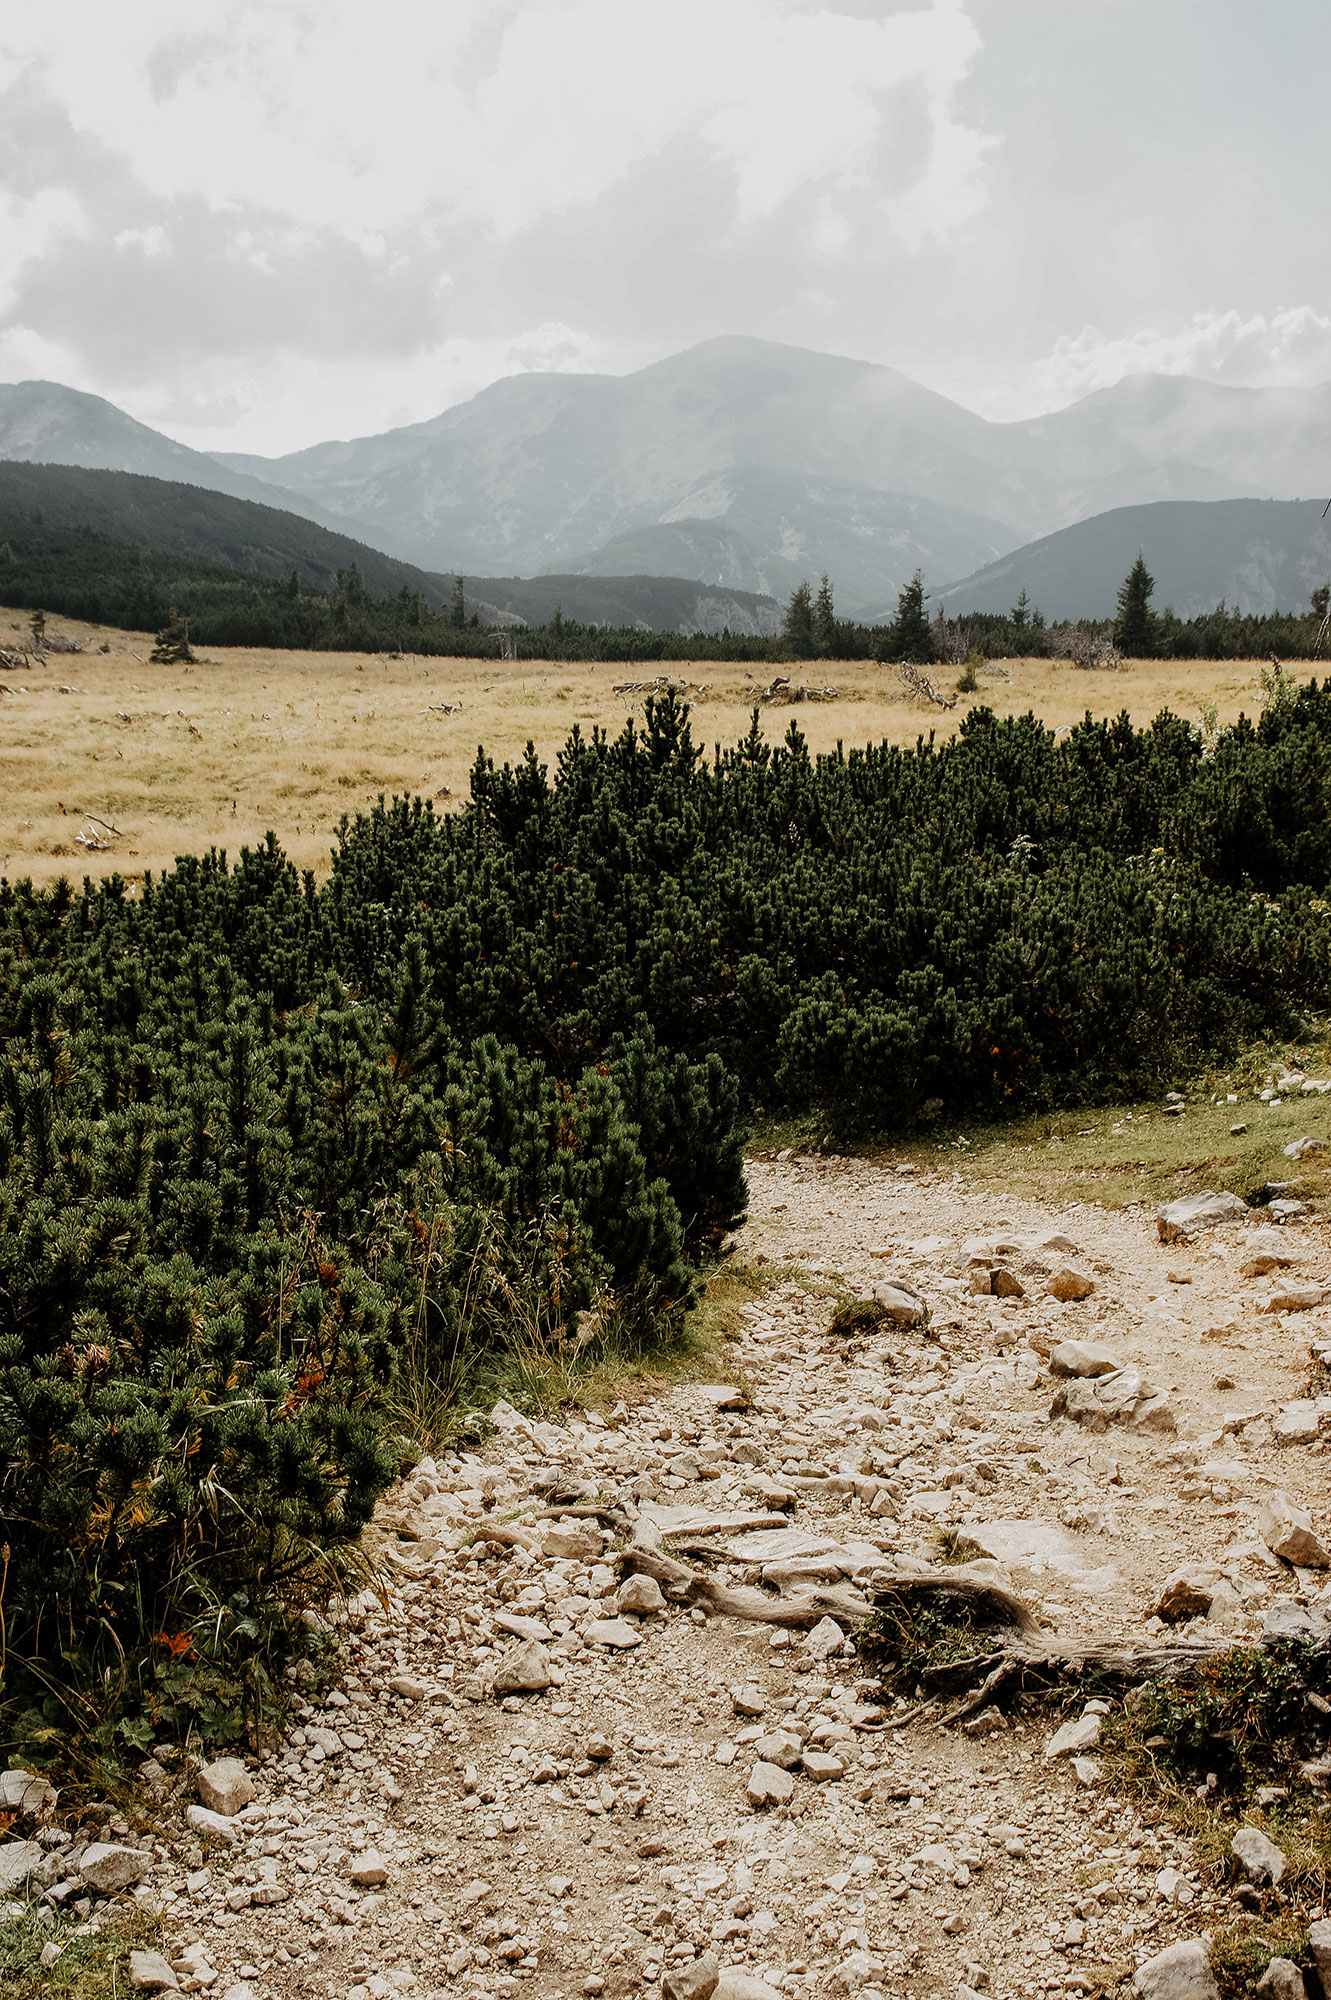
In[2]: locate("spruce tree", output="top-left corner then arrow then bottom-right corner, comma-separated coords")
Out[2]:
1114,554 -> 1158,657
451,576 -> 466,628
150,613 -> 195,664
881,569 -> 934,664
1011,589 -> 1030,632
781,581 -> 814,659
812,575 -> 836,657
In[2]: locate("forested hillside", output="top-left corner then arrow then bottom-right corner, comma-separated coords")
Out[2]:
0,462 -> 780,643
4,684 -> 1331,1747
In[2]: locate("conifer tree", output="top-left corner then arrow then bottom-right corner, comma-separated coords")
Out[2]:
150,612 -> 195,664
451,576 -> 466,628
880,569 -> 934,664
812,574 -> 836,656
1114,554 -> 1158,657
781,581 -> 814,658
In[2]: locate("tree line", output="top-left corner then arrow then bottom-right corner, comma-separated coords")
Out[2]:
3,512 -> 1328,663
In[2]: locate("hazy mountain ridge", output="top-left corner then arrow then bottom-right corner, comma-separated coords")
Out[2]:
0,381 -> 415,559
935,498 -> 1331,621
7,340 -> 1331,620
0,462 -> 780,636
209,339 -> 1331,612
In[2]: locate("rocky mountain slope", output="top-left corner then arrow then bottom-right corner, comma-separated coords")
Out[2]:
10,344 -> 1331,619
212,340 -> 1331,609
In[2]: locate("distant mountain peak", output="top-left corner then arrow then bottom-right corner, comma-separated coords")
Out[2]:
6,342 -> 1331,617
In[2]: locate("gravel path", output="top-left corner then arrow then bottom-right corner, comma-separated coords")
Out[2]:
24,1152 -> 1331,2000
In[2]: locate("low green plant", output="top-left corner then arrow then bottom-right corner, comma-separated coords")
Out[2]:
827,1297 -> 891,1337
956,651 -> 983,694
1104,1639 -> 1329,1796
855,1590 -> 998,1695
0,1904 -> 165,2000
1208,1915 -> 1319,2000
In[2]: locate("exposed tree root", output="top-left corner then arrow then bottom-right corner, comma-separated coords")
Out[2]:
621,1541 -> 869,1627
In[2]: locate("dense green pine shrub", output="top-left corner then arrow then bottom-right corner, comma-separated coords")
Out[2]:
0,848 -> 741,1748
4,680 -> 1331,1747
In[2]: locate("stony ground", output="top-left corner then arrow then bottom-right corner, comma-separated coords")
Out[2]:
15,1146 -> 1331,2000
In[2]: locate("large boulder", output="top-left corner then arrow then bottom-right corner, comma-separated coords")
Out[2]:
1240,1228 -> 1297,1277
0,1769 -> 57,1817
869,1281 -> 929,1328
79,1842 -> 152,1894
185,1804 -> 243,1846
1045,1714 -> 1102,1759
1157,1192 -> 1248,1242
0,1839 -> 49,1897
1232,1826 -> 1286,1886
1255,1961 -> 1306,2000
663,1954 -> 720,2000
1051,1365 -> 1175,1434
616,1574 -> 666,1616
1047,1267 -> 1096,1302
196,1757 -> 255,1817
1155,1570 -> 1217,1623
492,1639 -> 554,1692
746,1760 -> 795,1807
1308,1921 -> 1331,1991
1133,1938 -> 1218,2000
1258,1491 -> 1330,1568
1049,1339 -> 1122,1378
128,1951 -> 180,1992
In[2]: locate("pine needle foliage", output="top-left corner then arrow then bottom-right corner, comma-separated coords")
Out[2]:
4,682 -> 1331,1743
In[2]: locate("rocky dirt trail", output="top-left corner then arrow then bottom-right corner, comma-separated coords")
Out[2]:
13,1151 -> 1331,2000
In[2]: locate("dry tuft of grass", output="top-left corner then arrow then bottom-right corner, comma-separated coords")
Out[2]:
0,609 -> 1280,888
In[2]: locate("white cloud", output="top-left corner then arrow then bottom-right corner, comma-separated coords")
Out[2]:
123,322 -> 615,455
1027,309 -> 1331,408
0,186 -> 86,313
2,1 -> 988,247
0,0 -> 991,448
907,308 -> 1331,422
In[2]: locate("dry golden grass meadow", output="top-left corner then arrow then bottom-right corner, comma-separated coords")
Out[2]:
0,608 -> 1279,889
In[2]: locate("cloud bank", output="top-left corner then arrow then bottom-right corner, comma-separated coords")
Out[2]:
1,1 -> 1328,450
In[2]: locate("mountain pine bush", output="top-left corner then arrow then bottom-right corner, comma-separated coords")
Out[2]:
4,681 -> 1331,1747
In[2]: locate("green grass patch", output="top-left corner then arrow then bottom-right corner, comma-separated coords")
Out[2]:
752,1033 -> 1331,1213
827,1297 -> 892,1337
0,1907 -> 165,2000
1210,1917 -> 1320,2000
1104,1640 -> 1331,1800
855,1590 -> 1002,1696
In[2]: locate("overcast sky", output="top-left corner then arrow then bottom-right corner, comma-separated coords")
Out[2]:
3,1 -> 1329,454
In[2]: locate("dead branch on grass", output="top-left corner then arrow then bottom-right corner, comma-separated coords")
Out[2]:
613,676 -> 712,697
897,661 -> 957,710
757,676 -> 837,705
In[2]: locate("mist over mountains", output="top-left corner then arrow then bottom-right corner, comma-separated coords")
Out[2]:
4,337 -> 1331,621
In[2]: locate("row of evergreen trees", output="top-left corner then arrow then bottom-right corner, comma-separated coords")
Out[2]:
5,511 -> 1329,662
780,562 -> 1331,666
